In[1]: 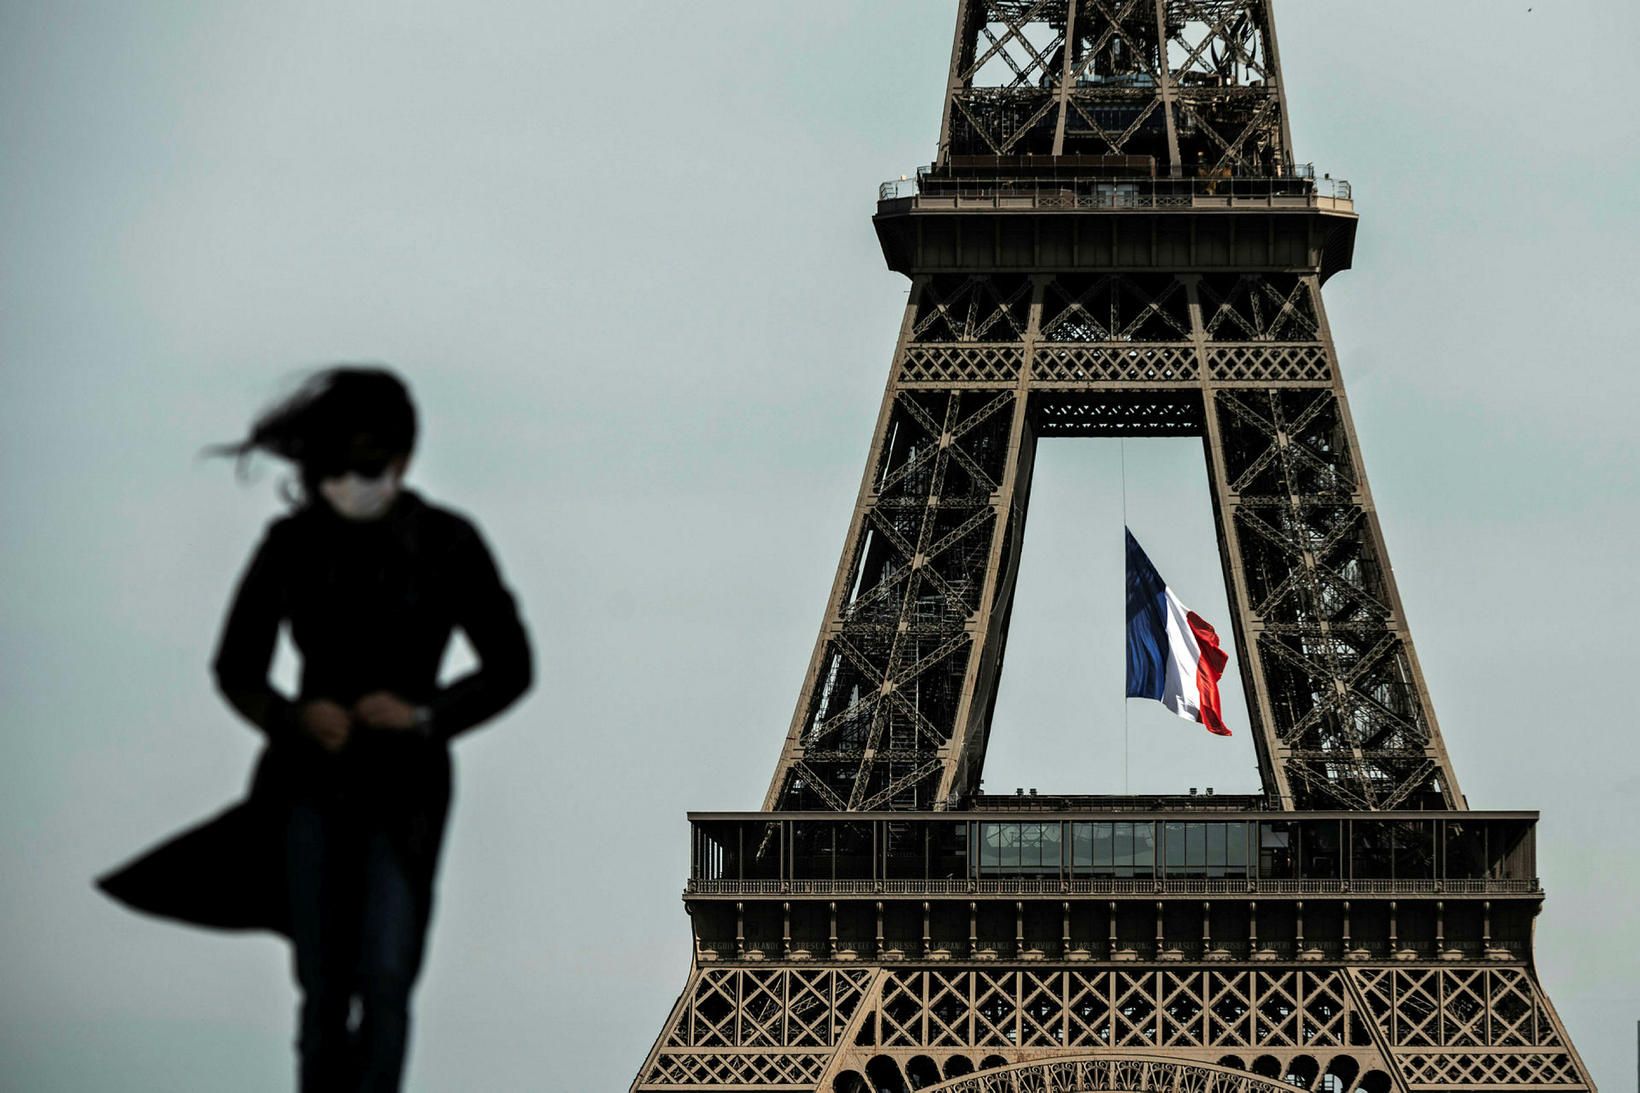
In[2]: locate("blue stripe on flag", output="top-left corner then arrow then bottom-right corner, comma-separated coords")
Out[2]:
1125,528 -> 1169,701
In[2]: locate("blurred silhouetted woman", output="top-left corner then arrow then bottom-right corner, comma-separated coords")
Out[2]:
100,367 -> 533,1093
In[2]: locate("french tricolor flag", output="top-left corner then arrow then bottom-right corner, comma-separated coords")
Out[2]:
1125,528 -> 1232,736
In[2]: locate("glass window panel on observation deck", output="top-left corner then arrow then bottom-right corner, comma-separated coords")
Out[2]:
980,822 -> 1003,872
1164,822 -> 1185,873
1094,822 -> 1115,873
1205,823 -> 1228,877
1039,822 -> 1063,874
1260,822 -> 1295,879
1227,822 -> 1247,871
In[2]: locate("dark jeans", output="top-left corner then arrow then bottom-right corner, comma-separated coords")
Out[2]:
286,799 -> 427,1093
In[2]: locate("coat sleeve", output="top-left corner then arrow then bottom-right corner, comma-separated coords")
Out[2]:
212,526 -> 298,740
427,519 -> 533,740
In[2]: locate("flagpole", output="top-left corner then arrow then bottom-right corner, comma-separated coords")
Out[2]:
1120,437 -> 1130,796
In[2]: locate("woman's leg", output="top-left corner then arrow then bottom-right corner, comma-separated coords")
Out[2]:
286,800 -> 361,1093
352,825 -> 426,1093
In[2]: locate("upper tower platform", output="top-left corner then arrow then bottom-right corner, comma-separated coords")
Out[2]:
873,166 -> 1357,279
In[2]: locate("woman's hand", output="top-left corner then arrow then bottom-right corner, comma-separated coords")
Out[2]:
298,700 -> 353,752
354,691 -> 420,731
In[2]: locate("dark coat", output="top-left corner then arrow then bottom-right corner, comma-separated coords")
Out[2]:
98,491 -> 532,937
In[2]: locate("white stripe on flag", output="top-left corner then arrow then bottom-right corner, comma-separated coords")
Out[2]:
1160,586 -> 1204,721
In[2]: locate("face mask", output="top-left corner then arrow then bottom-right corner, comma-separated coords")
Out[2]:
318,469 -> 401,521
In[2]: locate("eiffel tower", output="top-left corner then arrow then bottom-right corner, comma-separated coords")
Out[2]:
631,3 -> 1595,1091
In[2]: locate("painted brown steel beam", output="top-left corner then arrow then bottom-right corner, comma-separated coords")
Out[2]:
639,3 -> 1589,1086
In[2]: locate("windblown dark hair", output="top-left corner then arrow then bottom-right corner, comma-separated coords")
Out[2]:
212,366 -> 417,500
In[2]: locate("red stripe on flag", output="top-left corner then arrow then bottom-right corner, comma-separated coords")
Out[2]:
1185,610 -> 1232,736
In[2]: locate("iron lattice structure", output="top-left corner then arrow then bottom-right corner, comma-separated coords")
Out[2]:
631,2 -> 1594,1091
641,966 -> 1585,1091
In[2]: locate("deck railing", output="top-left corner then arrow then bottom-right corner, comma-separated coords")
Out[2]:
877,172 -> 1352,212
685,876 -> 1540,898
691,936 -> 1531,963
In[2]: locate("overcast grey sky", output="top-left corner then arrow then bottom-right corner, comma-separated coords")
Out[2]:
3,1 -> 1637,1089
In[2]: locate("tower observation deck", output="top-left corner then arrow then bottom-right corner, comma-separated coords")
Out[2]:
631,3 -> 1594,1091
